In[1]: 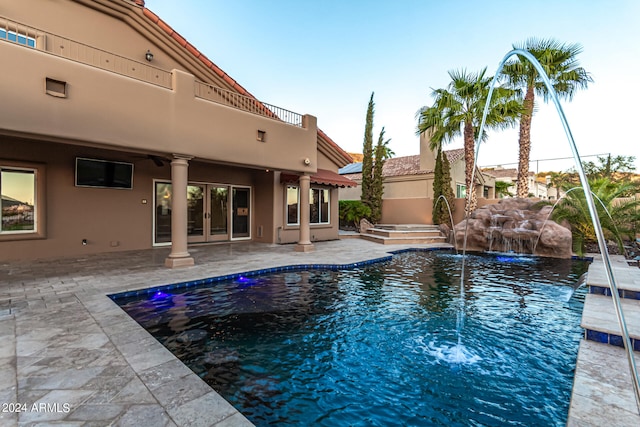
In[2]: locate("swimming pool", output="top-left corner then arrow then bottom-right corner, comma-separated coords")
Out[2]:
113,250 -> 590,426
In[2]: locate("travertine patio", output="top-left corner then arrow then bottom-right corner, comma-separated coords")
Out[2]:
1,239 -> 638,426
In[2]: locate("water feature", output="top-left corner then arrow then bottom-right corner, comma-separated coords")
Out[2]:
466,48 -> 640,411
456,198 -> 572,257
113,251 -> 590,426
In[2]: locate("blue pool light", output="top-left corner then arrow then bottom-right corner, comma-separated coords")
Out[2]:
495,254 -> 536,263
236,275 -> 258,288
151,290 -> 171,300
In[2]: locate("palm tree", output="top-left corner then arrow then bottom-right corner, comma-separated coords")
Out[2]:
494,180 -> 513,198
550,178 -> 640,256
417,68 -> 521,212
502,38 -> 592,198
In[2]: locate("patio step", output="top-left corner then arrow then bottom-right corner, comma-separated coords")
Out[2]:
367,227 -> 443,239
360,225 -> 447,245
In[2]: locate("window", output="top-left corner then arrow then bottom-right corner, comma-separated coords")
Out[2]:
0,28 -> 36,48
285,186 -> 330,226
456,184 -> 466,199
0,162 -> 45,240
310,188 -> 329,224
286,185 -> 299,225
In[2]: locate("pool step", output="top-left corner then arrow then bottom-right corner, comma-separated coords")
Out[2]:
581,294 -> 640,351
581,254 -> 640,351
569,254 -> 640,426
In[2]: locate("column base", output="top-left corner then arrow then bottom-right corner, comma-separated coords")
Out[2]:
164,256 -> 195,268
294,243 -> 315,252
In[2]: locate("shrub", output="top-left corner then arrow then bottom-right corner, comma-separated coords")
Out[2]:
339,200 -> 372,230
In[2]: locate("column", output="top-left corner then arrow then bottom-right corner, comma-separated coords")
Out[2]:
295,174 -> 315,252
165,154 -> 195,268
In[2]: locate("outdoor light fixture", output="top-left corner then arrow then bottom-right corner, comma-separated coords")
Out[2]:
145,50 -> 154,62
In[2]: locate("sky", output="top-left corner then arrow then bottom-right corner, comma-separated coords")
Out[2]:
147,0 -> 640,173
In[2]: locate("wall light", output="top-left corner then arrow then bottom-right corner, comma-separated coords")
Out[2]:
145,50 -> 154,62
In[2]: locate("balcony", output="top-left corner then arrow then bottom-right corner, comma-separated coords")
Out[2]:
0,15 -> 317,172
0,16 -> 303,128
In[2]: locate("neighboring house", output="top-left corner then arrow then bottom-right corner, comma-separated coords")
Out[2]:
482,167 -> 550,199
0,0 -> 354,264
339,132 -> 496,224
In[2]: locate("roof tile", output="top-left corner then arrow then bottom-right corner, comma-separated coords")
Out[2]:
156,19 -> 173,36
142,8 -> 159,23
185,42 -> 200,58
171,32 -> 187,47
339,148 -> 466,179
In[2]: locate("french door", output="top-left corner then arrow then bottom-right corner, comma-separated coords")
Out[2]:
154,181 -> 251,245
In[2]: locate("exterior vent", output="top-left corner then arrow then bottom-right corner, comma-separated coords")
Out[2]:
45,78 -> 67,98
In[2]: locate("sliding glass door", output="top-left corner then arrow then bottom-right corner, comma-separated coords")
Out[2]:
154,181 -> 250,244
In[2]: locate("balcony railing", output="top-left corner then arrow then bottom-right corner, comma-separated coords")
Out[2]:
194,82 -> 303,127
1,16 -> 172,88
1,15 -> 303,127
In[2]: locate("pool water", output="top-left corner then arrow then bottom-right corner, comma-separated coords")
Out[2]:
115,251 -> 590,426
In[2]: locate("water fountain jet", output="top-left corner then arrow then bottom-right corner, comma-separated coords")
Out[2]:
433,194 -> 458,253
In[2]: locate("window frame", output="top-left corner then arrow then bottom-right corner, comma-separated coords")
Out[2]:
310,187 -> 330,225
285,185 -> 331,227
456,183 -> 466,199
286,185 -> 300,226
0,160 -> 46,241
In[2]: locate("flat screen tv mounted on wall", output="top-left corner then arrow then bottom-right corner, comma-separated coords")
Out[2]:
75,157 -> 134,189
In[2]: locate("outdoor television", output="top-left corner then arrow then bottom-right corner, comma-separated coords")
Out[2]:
75,157 -> 134,189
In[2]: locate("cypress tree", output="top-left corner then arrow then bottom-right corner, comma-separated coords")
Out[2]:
360,93 -> 375,211
371,127 -> 390,223
432,146 -> 455,225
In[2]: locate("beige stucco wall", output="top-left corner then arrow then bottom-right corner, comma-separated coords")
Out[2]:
0,0 -> 352,261
339,181 -> 361,201
380,197 -> 503,226
0,137 -> 288,260
2,138 -> 157,260
383,176 -> 431,199
0,42 -> 318,173
381,199 -> 433,224
338,175 -> 431,201
3,0 -> 244,89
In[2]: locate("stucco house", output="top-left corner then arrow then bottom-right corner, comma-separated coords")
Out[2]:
340,132 -> 496,224
482,167 -> 550,199
0,0 -> 354,265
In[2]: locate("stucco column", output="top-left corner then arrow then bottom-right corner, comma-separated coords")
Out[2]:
295,174 -> 315,252
165,154 -> 195,268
